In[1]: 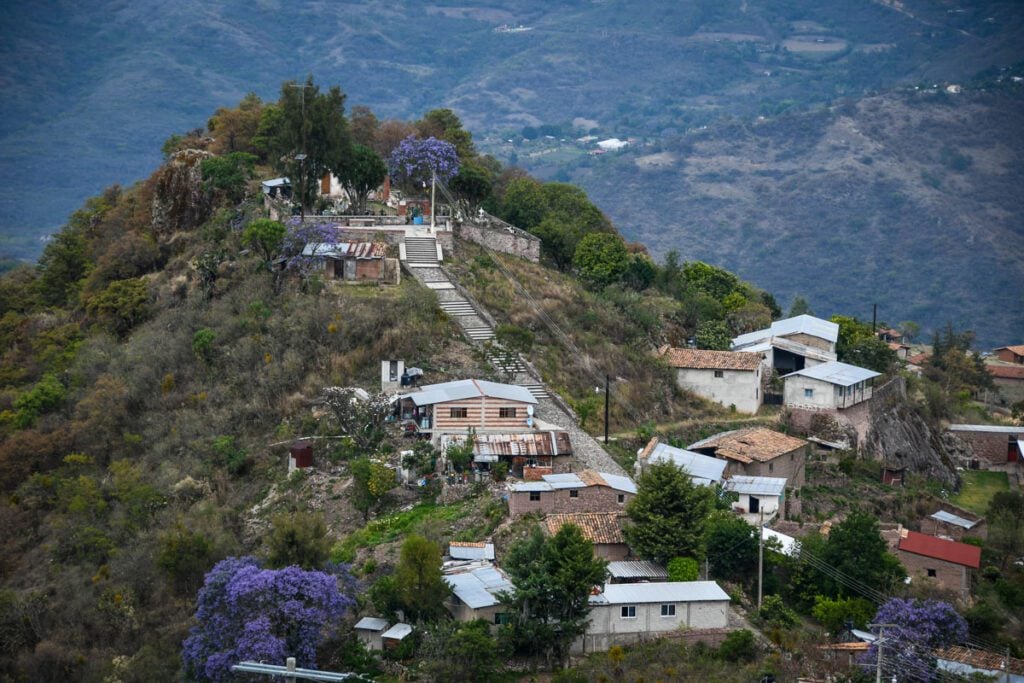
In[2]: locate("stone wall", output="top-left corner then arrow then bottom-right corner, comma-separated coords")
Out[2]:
456,223 -> 540,262
508,485 -> 632,518
897,550 -> 969,598
949,430 -> 1020,465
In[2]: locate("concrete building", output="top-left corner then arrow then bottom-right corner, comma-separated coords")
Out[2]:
723,475 -> 788,524
301,241 -> 397,284
948,424 -> 1024,465
395,379 -> 537,439
508,470 -> 637,518
576,581 -> 731,653
731,314 -> 839,374
782,361 -> 881,411
544,512 -> 630,561
443,563 -> 515,625
657,347 -> 764,414
689,428 -> 809,489
634,437 -> 727,486
896,529 -> 981,599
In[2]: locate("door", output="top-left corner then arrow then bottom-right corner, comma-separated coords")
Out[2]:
749,496 -> 760,514
345,258 -> 356,281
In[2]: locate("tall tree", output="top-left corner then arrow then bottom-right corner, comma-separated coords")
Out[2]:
624,461 -> 714,564
207,93 -> 265,156
986,490 -> 1024,568
265,511 -> 331,570
831,315 -> 897,374
704,511 -> 758,583
394,535 -> 450,622
349,458 -> 394,521
338,144 -> 387,213
500,525 -> 607,668
573,232 -> 629,290
820,511 -> 904,597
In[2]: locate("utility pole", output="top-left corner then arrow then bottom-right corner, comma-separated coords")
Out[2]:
285,82 -> 315,218
757,508 -> 764,609
430,168 -> 436,231
604,374 -> 610,444
872,303 -> 877,334
868,623 -> 895,683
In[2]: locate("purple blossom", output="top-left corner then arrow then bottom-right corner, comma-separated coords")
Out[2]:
388,135 -> 460,187
860,598 -> 967,682
182,556 -> 354,682
280,219 -> 346,273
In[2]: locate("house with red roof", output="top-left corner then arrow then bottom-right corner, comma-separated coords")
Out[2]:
896,529 -> 981,599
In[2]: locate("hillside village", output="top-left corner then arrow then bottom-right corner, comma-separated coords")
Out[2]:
0,83 -> 1022,682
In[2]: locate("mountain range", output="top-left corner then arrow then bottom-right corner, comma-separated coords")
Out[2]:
1,0 -> 1022,343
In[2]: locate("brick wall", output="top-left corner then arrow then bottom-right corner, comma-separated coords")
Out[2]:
508,485 -> 633,518
950,431 -> 1020,464
728,446 -> 806,488
897,550 -> 969,598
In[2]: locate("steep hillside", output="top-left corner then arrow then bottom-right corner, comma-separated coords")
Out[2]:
3,0 -> 1023,261
568,88 -> 1024,346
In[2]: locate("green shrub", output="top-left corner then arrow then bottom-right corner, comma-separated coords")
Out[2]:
718,628 -> 757,662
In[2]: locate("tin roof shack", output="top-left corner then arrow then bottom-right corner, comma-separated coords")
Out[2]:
447,542 -> 495,562
782,361 -> 880,411
354,617 -> 389,651
508,471 -> 637,519
544,512 -> 630,561
656,347 -> 763,414
606,560 -> 669,584
380,623 -> 413,650
302,241 -> 398,285
937,646 -> 1024,682
723,476 -> 788,524
732,314 -> 839,374
634,437 -> 727,485
896,529 -> 981,599
920,506 -> 986,542
575,581 -> 730,654
440,428 -> 573,477
396,379 -> 538,440
689,428 -> 809,489
443,563 -> 515,626
948,424 -> 1024,465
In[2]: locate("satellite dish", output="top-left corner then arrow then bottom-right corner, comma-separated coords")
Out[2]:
527,405 -> 534,417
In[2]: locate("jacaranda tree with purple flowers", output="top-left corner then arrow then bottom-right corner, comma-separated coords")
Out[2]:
182,556 -> 353,682
862,597 -> 966,682
388,135 -> 459,193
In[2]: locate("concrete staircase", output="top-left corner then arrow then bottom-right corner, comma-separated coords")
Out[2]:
402,236 -> 439,266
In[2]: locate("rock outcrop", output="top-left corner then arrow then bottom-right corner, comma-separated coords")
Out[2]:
151,149 -> 213,235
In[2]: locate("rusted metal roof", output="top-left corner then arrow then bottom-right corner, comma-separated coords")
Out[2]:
301,241 -> 388,259
441,431 -> 571,458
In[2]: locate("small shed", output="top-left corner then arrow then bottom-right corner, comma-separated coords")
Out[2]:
381,622 -> 413,650
448,541 -> 495,562
606,560 -> 669,584
288,441 -> 313,474
881,465 -> 905,487
354,616 -> 389,651
723,475 -> 787,522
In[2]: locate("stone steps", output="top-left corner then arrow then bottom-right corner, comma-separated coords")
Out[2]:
519,383 -> 549,400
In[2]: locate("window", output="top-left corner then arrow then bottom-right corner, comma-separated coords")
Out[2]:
529,491 -> 541,501
449,407 -> 468,418
617,494 -> 625,504
768,463 -> 774,473
494,612 -> 510,625
714,370 -> 724,378
499,407 -> 517,418
569,489 -> 579,498
660,604 -> 676,617
927,568 -> 937,578
620,605 -> 636,619
804,388 -> 814,398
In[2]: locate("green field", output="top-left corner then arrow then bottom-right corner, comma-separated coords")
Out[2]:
952,470 -> 1009,515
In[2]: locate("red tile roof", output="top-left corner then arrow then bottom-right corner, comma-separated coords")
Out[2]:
988,364 -> 1024,380
995,344 -> 1024,356
657,346 -> 762,371
545,513 -> 626,545
897,530 -> 981,568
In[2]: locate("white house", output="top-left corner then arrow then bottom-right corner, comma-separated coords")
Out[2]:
634,437 -> 727,486
443,563 -> 515,625
782,360 -> 881,410
576,581 -> 730,653
657,347 -> 763,413
732,314 -> 839,374
723,475 -> 788,524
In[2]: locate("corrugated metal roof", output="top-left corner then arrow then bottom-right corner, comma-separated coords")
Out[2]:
732,315 -> 839,348
782,360 -> 880,387
762,527 -> 798,556
405,379 -> 538,407
581,471 -> 637,494
930,510 -> 978,529
381,623 -> 413,640
444,566 -> 514,609
545,473 -> 586,489
441,431 -> 573,458
511,470 -> 636,494
606,560 -> 669,580
724,475 -> 788,496
261,177 -> 290,187
590,581 -> 729,605
354,617 -> 389,631
948,424 -> 1024,434
647,442 -> 727,485
301,242 -> 387,259
448,542 -> 495,561
509,481 -> 552,492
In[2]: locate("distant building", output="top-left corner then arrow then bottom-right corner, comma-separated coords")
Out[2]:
656,347 -> 763,413
994,345 -> 1024,364
381,623 -> 413,650
896,529 -> 981,599
689,428 -> 809,489
508,470 -> 637,518
782,360 -> 881,411
634,437 -> 727,485
723,475 -> 788,523
395,379 -> 537,440
576,581 -> 731,653
948,424 -> 1024,464
920,507 -> 986,542
443,563 -> 515,625
439,429 -> 573,477
731,314 -> 839,374
301,241 -> 397,284
544,512 -> 630,560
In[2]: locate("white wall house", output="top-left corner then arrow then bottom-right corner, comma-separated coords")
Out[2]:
732,315 -> 839,375
658,347 -> 763,414
723,475 -> 787,524
576,581 -> 730,653
782,360 -> 881,410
